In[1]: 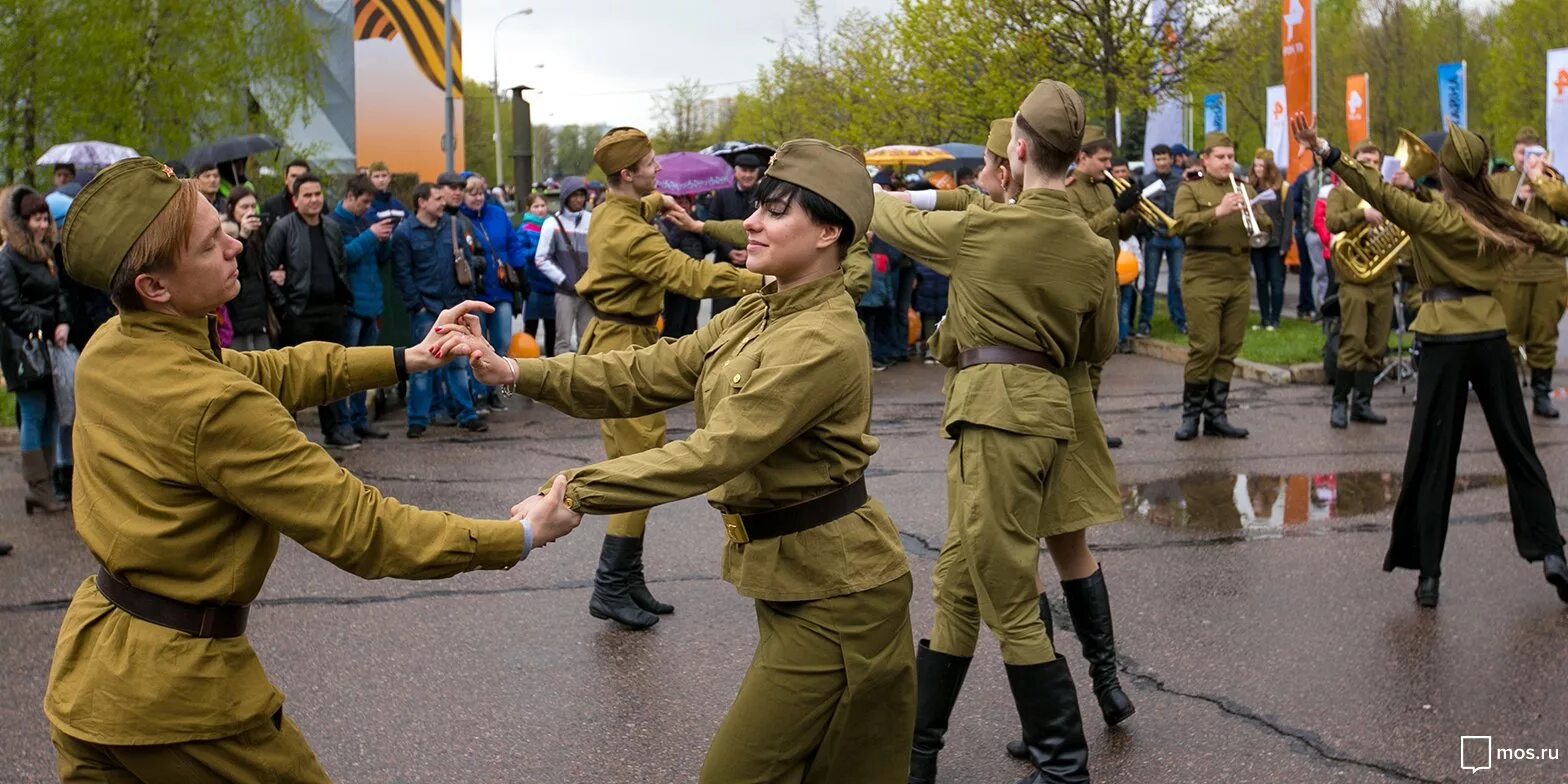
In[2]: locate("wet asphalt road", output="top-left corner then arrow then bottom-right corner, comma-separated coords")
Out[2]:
2,354 -> 1566,784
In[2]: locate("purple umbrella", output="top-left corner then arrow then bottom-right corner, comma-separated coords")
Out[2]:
655,152 -> 734,196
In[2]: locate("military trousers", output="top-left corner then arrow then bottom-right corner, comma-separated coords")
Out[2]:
929,424 -> 1059,665
1337,281 -> 1394,373
1495,277 -> 1565,370
578,317 -> 667,538
1182,274 -> 1251,384
52,710 -> 329,784
700,573 -> 915,784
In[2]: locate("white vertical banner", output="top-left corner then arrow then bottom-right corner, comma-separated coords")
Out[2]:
1266,84 -> 1289,167
1143,0 -> 1186,172
1548,48 -> 1568,162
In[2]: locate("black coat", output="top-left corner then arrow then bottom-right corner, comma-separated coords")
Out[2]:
704,182 -> 757,262
0,244 -> 68,391
228,232 -> 281,336
263,212 -> 351,319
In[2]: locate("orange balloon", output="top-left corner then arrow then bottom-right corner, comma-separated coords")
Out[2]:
508,331 -> 541,359
1116,249 -> 1139,286
908,308 -> 921,345
657,316 -> 664,333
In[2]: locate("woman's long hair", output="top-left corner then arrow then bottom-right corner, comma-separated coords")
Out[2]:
1251,154 -> 1282,192
1437,141 -> 1540,256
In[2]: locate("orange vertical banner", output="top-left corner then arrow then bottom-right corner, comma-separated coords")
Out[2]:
1345,73 -> 1369,147
1281,0 -> 1315,181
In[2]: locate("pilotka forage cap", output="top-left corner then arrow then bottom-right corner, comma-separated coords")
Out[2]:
1017,80 -> 1085,155
767,139 -> 873,239
1080,125 -> 1109,146
1202,132 -> 1235,151
593,127 -> 653,176
1439,122 -> 1488,178
62,157 -> 182,290
985,119 -> 1012,160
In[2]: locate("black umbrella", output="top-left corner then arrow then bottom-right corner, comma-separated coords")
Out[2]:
183,134 -> 281,170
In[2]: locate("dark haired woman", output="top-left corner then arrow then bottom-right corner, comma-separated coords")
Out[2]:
453,140 -> 915,783
220,185 -> 281,351
1292,113 -> 1568,608
1,185 -> 70,515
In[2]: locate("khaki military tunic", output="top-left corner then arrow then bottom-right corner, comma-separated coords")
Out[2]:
1174,175 -> 1273,383
1489,169 -> 1568,369
514,274 -> 912,782
1064,172 -> 1138,247
871,189 -> 1113,665
46,312 -> 524,777
578,190 -> 764,538
1325,184 -> 1396,372
1331,158 -> 1568,337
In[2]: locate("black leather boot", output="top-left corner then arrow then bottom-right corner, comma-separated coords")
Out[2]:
1202,380 -> 1249,438
1006,656 -> 1092,784
1351,372 -> 1387,424
1415,575 -> 1439,608
1063,566 -> 1135,726
1531,368 -> 1560,419
588,536 -> 659,629
52,464 -> 73,501
0,540 -> 12,556
1544,553 -> 1568,604
1173,381 -> 1206,441
1330,371 -> 1351,429
1007,595 -> 1055,760
909,640 -> 972,784
620,536 -> 674,615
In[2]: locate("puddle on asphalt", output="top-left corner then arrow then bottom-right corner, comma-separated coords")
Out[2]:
1123,472 -> 1506,538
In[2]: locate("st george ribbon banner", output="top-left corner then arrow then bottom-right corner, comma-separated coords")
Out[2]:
1437,61 -> 1467,129
1547,49 -> 1568,162
1346,74 -> 1369,147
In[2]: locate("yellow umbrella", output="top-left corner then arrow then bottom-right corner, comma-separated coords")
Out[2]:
864,145 -> 955,168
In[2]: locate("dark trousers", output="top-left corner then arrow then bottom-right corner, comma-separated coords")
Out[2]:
858,305 -> 903,363
1386,335 -> 1565,577
1293,231 -> 1316,315
282,307 -> 347,436
523,318 -> 558,357
663,292 -> 701,339
1250,245 -> 1285,326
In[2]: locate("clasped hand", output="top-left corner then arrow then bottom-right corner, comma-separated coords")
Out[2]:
513,476 -> 583,551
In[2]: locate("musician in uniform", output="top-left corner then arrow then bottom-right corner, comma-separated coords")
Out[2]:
1171,132 -> 1272,441
1324,139 -> 1396,428
1490,127 -> 1568,419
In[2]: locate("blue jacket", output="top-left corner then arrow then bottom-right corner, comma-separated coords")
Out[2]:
911,262 -> 949,316
860,237 -> 902,309
370,191 -> 408,220
328,205 -> 387,318
516,213 -> 551,295
390,213 -> 477,314
460,201 -> 526,305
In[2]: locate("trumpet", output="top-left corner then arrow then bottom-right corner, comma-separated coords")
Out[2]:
1228,173 -> 1270,248
1107,174 -> 1177,233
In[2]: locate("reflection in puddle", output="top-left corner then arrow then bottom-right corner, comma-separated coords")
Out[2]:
1123,472 -> 1505,538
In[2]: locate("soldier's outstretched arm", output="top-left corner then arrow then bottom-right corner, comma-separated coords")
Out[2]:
868,194 -> 969,276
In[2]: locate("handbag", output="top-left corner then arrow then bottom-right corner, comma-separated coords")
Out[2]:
17,330 -> 52,389
473,223 -> 525,292
449,218 -> 474,289
552,215 -> 587,290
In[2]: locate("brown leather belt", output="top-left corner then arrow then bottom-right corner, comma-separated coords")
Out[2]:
720,477 -> 868,545
958,346 -> 1059,371
590,306 -> 659,327
95,567 -> 249,638
1421,285 -> 1486,303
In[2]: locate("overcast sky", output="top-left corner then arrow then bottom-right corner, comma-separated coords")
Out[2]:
463,0 -> 899,129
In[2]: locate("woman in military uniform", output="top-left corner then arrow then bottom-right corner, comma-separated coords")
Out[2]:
451,140 -> 915,784
1291,114 -> 1568,608
44,158 -> 580,782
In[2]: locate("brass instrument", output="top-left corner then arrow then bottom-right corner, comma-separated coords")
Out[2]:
1228,173 -> 1271,248
1329,128 -> 1437,285
1107,174 -> 1177,234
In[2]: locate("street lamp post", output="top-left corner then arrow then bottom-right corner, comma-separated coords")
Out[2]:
493,8 -> 533,190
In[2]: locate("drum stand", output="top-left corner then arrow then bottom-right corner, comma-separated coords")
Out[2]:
1376,281 -> 1417,394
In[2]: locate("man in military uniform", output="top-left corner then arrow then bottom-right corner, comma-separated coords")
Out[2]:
871,81 -> 1103,784
1490,127 -> 1568,418
579,127 -> 765,630
1324,139 -> 1396,428
1172,132 -> 1271,441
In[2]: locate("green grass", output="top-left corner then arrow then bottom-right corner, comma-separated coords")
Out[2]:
0,389 -> 14,428
1143,305 -> 1327,366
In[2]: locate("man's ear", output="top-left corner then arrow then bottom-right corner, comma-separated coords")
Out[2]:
133,272 -> 173,306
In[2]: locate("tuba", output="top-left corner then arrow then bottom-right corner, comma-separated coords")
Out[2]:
1330,129 -> 1437,285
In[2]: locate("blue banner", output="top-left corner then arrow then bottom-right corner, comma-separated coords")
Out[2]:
1437,61 -> 1467,129
1203,93 -> 1227,134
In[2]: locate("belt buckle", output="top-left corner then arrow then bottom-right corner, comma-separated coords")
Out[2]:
721,513 -> 750,545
